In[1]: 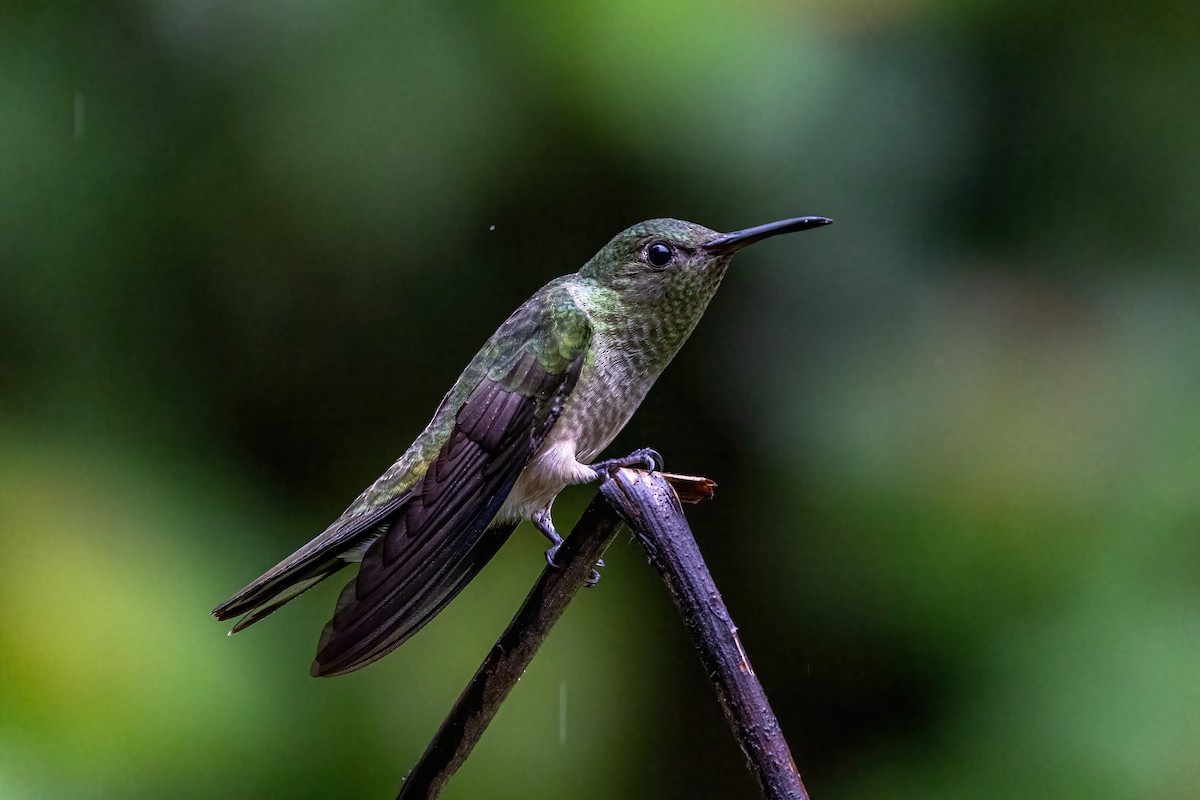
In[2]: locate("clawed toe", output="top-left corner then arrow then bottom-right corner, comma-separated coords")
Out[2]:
635,448 -> 664,471
593,447 -> 665,474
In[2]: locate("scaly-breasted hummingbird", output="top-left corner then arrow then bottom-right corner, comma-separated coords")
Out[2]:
213,216 -> 831,676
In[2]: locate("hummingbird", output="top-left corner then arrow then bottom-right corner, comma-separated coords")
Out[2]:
213,215 -> 831,677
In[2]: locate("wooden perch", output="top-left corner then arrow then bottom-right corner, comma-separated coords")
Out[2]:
396,486 -> 628,799
397,470 -> 805,800
600,469 -> 808,800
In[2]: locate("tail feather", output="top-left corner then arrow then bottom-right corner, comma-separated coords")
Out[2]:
226,563 -> 349,634
214,549 -> 356,630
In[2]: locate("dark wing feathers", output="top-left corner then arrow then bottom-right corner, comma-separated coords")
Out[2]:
310,349 -> 579,676
214,286 -> 591,677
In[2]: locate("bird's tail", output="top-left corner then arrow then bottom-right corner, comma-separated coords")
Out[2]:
213,557 -> 350,634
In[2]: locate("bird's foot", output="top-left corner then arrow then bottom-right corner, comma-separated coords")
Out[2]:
533,506 -> 564,568
591,447 -> 664,475
536,506 -> 607,585
584,558 -> 606,588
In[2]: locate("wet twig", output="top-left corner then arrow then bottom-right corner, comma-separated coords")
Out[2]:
600,469 -> 808,800
395,485 -> 628,799
397,469 -> 805,800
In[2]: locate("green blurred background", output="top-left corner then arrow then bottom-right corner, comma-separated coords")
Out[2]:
2,1 -> 1198,798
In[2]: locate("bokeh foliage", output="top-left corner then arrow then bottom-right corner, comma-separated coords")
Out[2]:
2,1 -> 1197,798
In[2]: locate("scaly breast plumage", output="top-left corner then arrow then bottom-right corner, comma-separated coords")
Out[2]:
493,345 -> 651,524
558,346 -> 652,463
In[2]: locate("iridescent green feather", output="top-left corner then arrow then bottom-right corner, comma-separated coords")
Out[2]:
346,279 -> 589,518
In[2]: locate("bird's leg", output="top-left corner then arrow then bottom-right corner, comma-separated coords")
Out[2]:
567,448 -> 663,586
534,505 -> 604,586
533,506 -> 564,568
589,447 -> 664,475
533,448 -> 663,580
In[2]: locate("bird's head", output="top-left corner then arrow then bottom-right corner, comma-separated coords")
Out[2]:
579,216 -> 831,309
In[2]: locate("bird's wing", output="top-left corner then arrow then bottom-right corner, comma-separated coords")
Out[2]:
304,286 -> 591,676
213,285 -> 591,654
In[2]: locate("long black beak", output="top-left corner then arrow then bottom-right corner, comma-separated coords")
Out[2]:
704,216 -> 832,255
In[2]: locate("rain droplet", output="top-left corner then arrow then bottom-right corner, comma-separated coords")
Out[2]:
74,91 -> 86,142
559,681 -> 568,745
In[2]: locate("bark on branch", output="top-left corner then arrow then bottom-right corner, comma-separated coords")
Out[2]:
600,469 -> 808,800
397,470 -> 805,800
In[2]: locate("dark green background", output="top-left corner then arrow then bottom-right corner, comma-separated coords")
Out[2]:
2,1 -> 1197,798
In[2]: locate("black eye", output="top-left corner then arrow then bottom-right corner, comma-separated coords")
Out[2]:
646,241 -> 674,267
